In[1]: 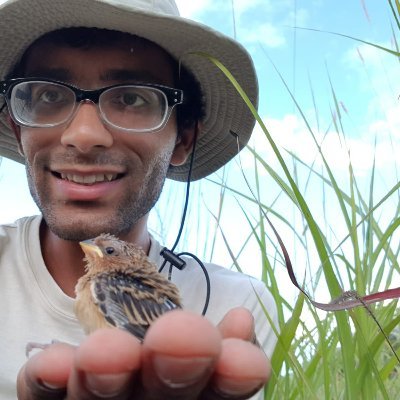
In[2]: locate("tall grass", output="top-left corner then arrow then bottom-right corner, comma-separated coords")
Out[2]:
148,2 -> 400,398
201,70 -> 399,400
185,2 -> 400,399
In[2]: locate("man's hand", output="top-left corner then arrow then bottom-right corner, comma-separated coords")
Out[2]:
17,308 -> 270,399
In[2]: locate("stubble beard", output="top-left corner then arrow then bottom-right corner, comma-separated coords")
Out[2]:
25,151 -> 172,242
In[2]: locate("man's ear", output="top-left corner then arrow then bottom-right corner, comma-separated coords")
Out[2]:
170,123 -> 200,167
7,114 -> 24,156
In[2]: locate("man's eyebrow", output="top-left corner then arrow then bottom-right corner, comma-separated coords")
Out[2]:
101,69 -> 165,84
25,68 -> 71,81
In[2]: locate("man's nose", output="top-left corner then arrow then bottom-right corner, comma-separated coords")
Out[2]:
60,101 -> 114,153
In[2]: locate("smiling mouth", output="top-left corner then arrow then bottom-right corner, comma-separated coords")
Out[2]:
52,171 -> 123,185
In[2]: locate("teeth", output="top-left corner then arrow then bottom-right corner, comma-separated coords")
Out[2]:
83,175 -> 96,184
59,173 -> 118,184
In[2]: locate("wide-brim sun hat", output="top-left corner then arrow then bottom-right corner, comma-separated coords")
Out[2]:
0,0 -> 258,182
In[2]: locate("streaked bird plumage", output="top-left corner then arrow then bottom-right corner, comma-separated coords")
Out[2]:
74,233 -> 182,340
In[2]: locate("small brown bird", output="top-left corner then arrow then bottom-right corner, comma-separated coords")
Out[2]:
74,233 -> 182,341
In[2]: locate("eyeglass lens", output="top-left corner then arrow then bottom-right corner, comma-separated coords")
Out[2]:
10,81 -> 169,131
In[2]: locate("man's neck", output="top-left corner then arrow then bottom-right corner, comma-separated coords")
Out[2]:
39,219 -> 151,297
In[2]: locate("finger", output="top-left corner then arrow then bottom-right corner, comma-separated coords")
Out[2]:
17,342 -> 75,400
204,338 -> 271,400
67,328 -> 141,400
140,310 -> 221,400
217,307 -> 256,342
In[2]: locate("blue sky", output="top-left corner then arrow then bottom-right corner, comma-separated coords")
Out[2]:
0,1 -> 399,300
177,0 -> 398,121
172,1 -> 399,197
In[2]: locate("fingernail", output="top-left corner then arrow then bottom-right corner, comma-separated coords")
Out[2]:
215,377 -> 265,396
39,380 -> 65,391
85,372 -> 131,398
153,355 -> 212,388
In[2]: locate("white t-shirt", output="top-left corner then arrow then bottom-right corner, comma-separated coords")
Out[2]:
0,215 -> 278,399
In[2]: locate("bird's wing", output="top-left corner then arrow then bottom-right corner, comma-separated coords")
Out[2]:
91,271 -> 180,340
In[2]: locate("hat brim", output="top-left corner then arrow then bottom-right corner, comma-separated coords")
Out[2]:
0,0 -> 258,181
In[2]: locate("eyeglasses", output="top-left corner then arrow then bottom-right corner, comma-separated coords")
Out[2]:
0,78 -> 184,133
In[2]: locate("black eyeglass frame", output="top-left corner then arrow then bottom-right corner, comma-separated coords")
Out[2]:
0,78 -> 184,132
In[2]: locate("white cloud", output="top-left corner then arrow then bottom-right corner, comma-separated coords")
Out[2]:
0,159 -> 38,224
174,0 -> 212,19
175,0 -> 295,49
242,108 -> 400,183
369,105 -> 400,140
344,40 -> 393,68
343,41 -> 400,97
176,0 -> 273,19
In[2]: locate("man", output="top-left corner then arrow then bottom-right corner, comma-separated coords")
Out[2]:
0,0 -> 278,399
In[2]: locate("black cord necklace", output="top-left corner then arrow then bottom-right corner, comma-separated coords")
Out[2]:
158,124 -> 211,316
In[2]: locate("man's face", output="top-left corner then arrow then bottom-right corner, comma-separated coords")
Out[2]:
13,35 -> 187,241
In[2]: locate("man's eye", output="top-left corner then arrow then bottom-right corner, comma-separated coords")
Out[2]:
120,92 -> 146,107
38,89 -> 64,103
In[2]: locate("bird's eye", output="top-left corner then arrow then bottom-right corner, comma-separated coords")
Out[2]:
105,247 -> 115,255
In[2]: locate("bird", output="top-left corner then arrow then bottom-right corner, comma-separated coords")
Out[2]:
74,233 -> 182,341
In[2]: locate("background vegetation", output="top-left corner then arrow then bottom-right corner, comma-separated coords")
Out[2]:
151,1 -> 400,398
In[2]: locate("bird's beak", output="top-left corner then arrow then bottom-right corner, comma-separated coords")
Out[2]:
79,240 -> 104,258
